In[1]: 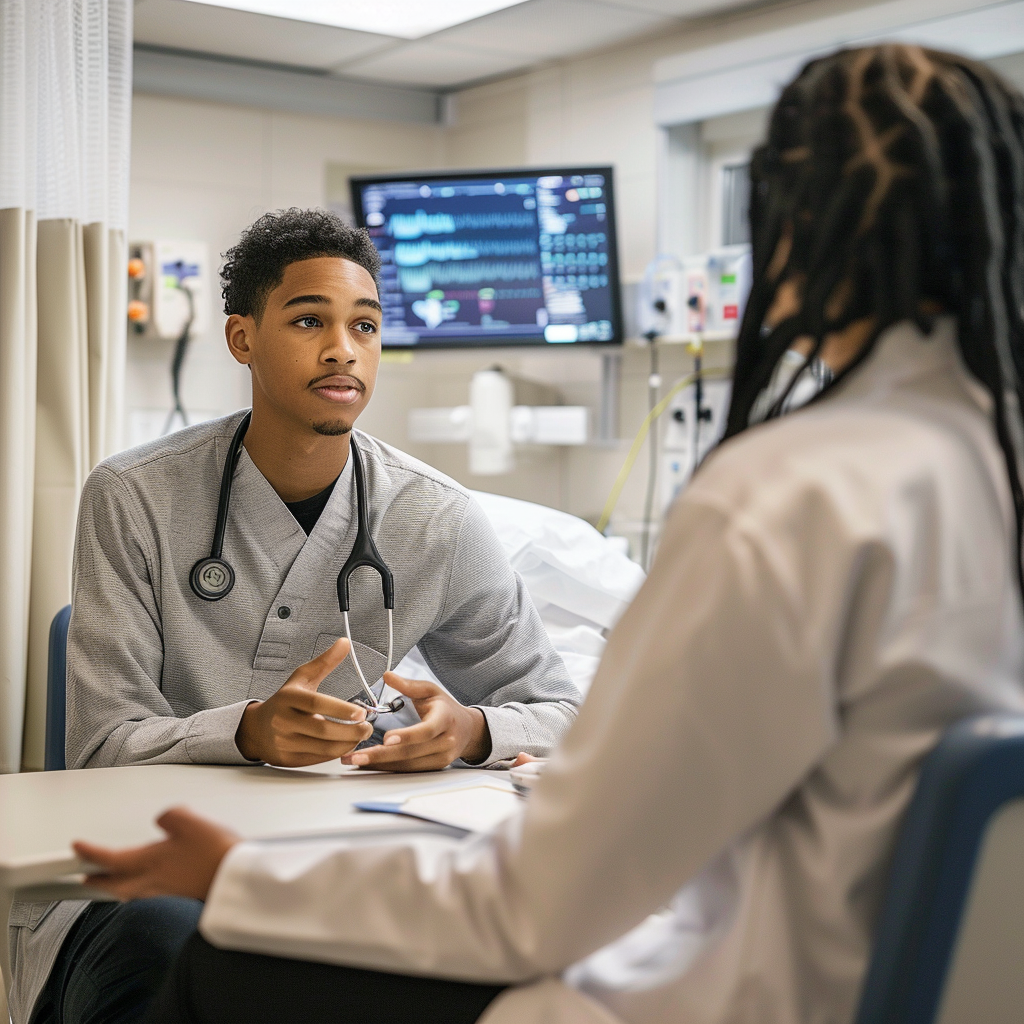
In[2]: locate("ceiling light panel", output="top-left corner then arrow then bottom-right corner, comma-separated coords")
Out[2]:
177,0 -> 534,39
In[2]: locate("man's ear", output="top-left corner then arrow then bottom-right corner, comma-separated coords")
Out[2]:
225,313 -> 255,366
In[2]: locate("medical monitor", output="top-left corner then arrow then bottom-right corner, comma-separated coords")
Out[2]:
350,167 -> 623,349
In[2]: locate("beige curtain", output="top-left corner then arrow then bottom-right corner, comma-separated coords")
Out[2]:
0,219 -> 127,773
0,0 -> 131,774
19,222 -> 127,770
0,209 -> 38,776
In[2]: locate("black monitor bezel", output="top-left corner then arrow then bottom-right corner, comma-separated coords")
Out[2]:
350,165 -> 624,350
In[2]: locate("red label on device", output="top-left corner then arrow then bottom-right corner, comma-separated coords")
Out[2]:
723,304 -> 739,319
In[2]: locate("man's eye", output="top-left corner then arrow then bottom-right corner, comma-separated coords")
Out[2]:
296,315 -> 321,328
355,321 -> 378,334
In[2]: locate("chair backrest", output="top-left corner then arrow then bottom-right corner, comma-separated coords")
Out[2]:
44,604 -> 71,771
855,713 -> 1024,1024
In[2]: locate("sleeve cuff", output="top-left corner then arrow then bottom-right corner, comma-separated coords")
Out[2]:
464,705 -> 533,767
200,839 -> 259,940
185,700 -> 262,765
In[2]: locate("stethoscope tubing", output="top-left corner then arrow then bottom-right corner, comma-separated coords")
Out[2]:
344,607 -> 394,709
190,411 -> 405,722
212,414 -> 251,559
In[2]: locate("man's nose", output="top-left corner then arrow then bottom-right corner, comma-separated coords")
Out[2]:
321,323 -> 357,363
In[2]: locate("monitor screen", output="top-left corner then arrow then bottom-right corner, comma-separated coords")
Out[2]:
350,167 -> 623,349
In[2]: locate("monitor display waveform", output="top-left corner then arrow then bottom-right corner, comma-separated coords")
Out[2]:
394,238 -> 537,267
399,260 -> 540,293
387,210 -> 455,238
352,167 -> 622,348
387,210 -> 537,239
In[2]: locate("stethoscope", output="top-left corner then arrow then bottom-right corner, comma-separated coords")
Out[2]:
189,411 -> 405,720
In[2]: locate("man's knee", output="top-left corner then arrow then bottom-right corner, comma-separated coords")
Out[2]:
92,898 -> 203,967
34,899 -> 203,1024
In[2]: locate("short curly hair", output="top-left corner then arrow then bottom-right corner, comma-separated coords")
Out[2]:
221,208 -> 381,321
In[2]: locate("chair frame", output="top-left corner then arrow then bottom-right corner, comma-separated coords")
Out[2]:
855,714 -> 1024,1024
44,604 -> 71,771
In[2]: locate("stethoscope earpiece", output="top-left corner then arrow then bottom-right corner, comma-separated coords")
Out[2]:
190,557 -> 236,601
352,695 -> 406,724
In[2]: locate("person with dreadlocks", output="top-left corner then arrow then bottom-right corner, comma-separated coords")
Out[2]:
66,44 -> 1024,1024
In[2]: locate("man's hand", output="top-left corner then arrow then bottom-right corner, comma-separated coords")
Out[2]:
235,638 -> 374,766
341,673 -> 492,772
73,807 -> 238,902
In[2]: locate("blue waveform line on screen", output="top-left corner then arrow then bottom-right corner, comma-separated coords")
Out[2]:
387,209 -> 537,239
388,210 -> 455,239
394,238 -> 538,267
399,260 -> 540,292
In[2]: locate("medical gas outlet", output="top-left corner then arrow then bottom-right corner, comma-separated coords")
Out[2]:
638,245 -> 752,344
408,368 -> 589,476
127,240 -> 209,341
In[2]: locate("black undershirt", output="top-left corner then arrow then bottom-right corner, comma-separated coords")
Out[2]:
285,476 -> 338,535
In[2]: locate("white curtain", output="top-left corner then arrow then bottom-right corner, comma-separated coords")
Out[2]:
0,0 -> 131,773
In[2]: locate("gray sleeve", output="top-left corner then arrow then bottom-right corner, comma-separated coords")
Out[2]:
416,495 -> 581,765
66,466 -> 257,769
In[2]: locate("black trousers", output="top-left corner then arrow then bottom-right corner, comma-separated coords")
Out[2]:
31,898 -> 204,1024
142,932 -> 507,1024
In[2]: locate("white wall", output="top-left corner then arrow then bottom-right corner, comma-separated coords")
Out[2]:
126,93 -> 446,442
126,5 -> 1024,538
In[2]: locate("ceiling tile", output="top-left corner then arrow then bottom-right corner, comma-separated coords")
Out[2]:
601,0 -> 751,17
340,40 -> 531,88
133,0 -> 398,69
436,0 -> 675,59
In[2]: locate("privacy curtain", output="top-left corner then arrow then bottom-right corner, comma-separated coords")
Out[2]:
0,0 -> 131,773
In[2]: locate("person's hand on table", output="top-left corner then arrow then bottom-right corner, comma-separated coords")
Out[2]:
341,673 -> 492,772
234,637 -> 374,766
73,807 -> 238,902
512,752 -> 545,766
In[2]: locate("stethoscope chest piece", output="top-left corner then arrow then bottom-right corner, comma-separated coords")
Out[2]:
189,412 -> 251,604
190,557 -> 236,601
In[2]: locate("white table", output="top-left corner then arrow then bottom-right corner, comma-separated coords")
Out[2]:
0,762 -> 495,1000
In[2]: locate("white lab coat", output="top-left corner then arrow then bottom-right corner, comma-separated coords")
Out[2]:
199,318 -> 1024,1024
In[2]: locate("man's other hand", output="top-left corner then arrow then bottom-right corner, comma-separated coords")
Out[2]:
234,638 -> 374,766
73,807 -> 238,902
341,674 -> 492,772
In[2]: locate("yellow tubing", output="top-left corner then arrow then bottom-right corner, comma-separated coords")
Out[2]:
596,368 -> 731,536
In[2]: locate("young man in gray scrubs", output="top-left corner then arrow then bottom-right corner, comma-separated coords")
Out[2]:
11,209 -> 581,1024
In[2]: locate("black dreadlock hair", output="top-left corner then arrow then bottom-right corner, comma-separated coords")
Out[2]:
723,44 -> 1024,592
221,208 -> 381,323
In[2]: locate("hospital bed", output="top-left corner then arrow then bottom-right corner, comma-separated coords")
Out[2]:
392,492 -> 646,697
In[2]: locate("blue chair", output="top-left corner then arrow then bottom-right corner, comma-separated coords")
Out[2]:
44,604 -> 71,771
855,713 -> 1024,1024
